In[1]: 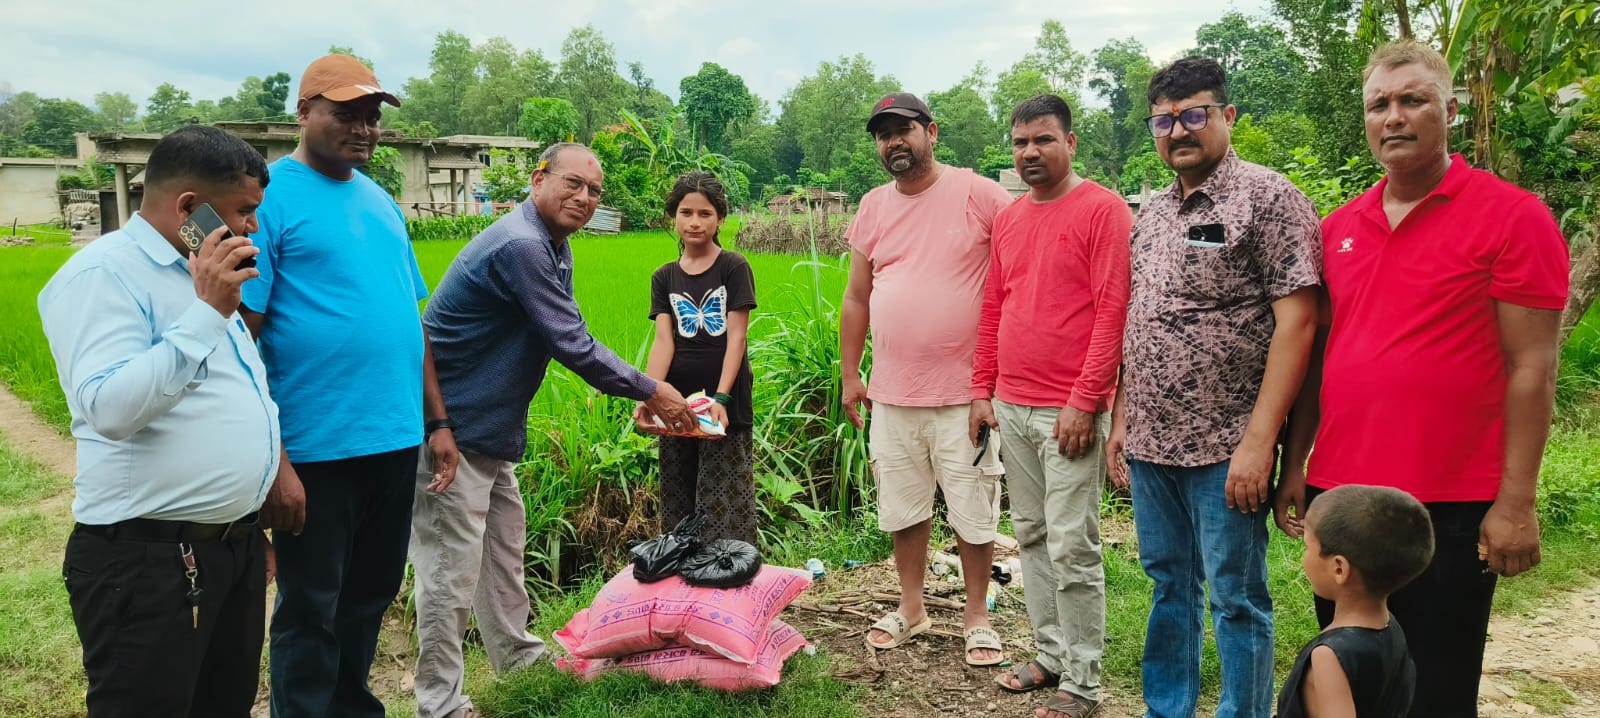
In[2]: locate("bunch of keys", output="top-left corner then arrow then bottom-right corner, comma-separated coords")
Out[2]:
179,543 -> 203,628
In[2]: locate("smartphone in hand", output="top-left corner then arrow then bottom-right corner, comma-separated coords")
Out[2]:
179,203 -> 255,270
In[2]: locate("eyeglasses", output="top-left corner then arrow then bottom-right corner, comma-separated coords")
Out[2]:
1145,103 -> 1228,138
544,169 -> 604,200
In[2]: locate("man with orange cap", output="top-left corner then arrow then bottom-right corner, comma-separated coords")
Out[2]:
239,54 -> 458,718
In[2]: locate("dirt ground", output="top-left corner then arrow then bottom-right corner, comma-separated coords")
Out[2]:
2,383 -> 1597,717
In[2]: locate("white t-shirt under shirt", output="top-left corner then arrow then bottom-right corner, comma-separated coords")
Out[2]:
845,167 -> 1015,407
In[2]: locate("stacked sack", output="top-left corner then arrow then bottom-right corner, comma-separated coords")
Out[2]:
554,514 -> 812,691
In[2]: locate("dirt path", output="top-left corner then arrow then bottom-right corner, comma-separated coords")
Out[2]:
2,382 -> 1597,716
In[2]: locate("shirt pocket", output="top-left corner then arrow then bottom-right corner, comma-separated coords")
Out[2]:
1173,217 -> 1256,303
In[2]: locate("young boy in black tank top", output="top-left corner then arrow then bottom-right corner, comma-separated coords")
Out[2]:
1277,485 -> 1435,718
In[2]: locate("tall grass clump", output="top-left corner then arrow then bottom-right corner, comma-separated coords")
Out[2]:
0,246 -> 75,430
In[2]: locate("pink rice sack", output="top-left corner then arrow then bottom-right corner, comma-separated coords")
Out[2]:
557,618 -> 809,692
554,564 -> 811,664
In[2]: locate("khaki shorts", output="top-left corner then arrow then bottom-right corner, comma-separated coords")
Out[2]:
869,402 -> 1005,544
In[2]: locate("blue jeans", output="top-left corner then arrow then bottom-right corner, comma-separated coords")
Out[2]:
1130,459 -> 1273,718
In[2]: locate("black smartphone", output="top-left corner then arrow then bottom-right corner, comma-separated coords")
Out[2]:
179,203 -> 255,270
972,422 -> 991,467
1185,223 -> 1226,247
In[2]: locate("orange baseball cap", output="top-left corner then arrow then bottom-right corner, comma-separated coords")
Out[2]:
298,54 -> 401,106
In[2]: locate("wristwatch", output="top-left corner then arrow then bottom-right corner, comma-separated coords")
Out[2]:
425,418 -> 456,437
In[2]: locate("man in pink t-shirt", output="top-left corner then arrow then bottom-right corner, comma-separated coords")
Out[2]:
1278,41 -> 1568,717
841,92 -> 1014,666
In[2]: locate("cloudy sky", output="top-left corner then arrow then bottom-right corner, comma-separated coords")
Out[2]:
5,0 -> 1271,112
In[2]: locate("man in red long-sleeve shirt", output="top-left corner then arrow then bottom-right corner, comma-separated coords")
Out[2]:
971,94 -> 1132,718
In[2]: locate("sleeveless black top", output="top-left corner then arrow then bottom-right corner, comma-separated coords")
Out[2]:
1275,619 -> 1414,718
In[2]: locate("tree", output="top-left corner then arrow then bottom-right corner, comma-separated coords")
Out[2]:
926,85 -> 995,169
991,67 -> 1053,125
144,83 -> 198,132
730,122 -> 782,190
679,62 -> 756,155
0,89 -> 39,138
1020,20 -> 1090,96
625,61 -> 674,119
94,92 -> 139,131
1193,12 -> 1310,119
1118,143 -> 1177,196
216,73 -> 292,122
1273,0 -> 1373,163
465,37 -> 555,135
518,97 -> 579,145
1089,37 -> 1157,182
557,24 -> 628,141
21,98 -> 98,156
1231,112 -> 1320,170
327,45 -> 374,70
778,54 -> 899,174
398,30 -> 478,135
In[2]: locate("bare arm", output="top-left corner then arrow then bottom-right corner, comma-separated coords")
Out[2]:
1302,645 -> 1357,718
1481,301 -> 1561,577
643,313 -> 676,381
420,324 -> 459,493
1227,286 -> 1319,513
240,307 -> 265,339
1276,288 -> 1331,537
840,249 -> 874,429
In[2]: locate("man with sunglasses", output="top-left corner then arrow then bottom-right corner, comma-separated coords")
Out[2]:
409,142 -> 695,718
1107,56 -> 1322,718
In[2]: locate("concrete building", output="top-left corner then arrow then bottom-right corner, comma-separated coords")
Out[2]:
0,157 -> 84,226
78,123 -> 540,231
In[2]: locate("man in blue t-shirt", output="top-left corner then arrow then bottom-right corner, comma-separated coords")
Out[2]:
240,54 -> 460,718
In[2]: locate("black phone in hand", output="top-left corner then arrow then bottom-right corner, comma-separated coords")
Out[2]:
179,203 -> 255,270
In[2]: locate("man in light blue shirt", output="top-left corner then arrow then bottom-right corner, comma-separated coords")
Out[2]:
39,125 -> 295,718
239,54 -> 458,718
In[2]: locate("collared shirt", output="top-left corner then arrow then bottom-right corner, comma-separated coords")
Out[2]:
423,200 -> 657,462
38,214 -> 280,525
1123,150 -> 1323,466
1309,154 -> 1569,502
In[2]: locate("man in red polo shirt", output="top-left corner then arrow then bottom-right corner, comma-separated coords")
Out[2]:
1277,40 -> 1569,718
970,94 -> 1131,718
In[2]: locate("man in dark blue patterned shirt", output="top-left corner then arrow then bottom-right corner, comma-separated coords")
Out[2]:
409,143 -> 695,718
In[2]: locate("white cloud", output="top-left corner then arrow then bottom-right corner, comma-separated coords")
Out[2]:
2,0 -> 1272,116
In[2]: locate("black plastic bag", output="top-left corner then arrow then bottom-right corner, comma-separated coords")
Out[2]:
678,539 -> 763,588
631,512 -> 706,583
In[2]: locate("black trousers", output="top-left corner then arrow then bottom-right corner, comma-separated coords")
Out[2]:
1306,486 -> 1497,718
63,524 -> 266,718
268,446 -> 417,718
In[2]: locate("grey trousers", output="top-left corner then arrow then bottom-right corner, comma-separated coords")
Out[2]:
995,400 -> 1108,701
410,447 -> 545,718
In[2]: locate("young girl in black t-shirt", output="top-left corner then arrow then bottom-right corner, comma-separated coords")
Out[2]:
635,172 -> 759,545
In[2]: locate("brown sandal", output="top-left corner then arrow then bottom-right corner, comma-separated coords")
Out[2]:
1038,690 -> 1100,718
994,659 -> 1058,693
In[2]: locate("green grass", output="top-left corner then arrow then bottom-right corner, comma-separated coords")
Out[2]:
2,223 -> 72,246
0,441 -> 80,717
0,246 -> 75,431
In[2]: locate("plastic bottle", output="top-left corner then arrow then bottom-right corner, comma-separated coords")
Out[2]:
843,559 -> 864,569
985,582 -> 999,610
805,558 -> 826,579
930,551 -> 962,579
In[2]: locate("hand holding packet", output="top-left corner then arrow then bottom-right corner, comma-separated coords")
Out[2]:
638,391 -> 727,438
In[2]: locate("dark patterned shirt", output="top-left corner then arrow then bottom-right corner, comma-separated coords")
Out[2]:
1123,150 -> 1322,466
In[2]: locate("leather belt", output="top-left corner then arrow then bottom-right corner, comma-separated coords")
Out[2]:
75,511 -> 260,542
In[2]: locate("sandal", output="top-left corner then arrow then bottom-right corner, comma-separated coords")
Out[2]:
865,612 -> 932,649
964,626 -> 1005,666
1037,690 -> 1100,718
994,659 -> 1059,693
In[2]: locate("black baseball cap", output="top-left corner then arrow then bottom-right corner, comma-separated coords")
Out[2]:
867,92 -> 933,132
